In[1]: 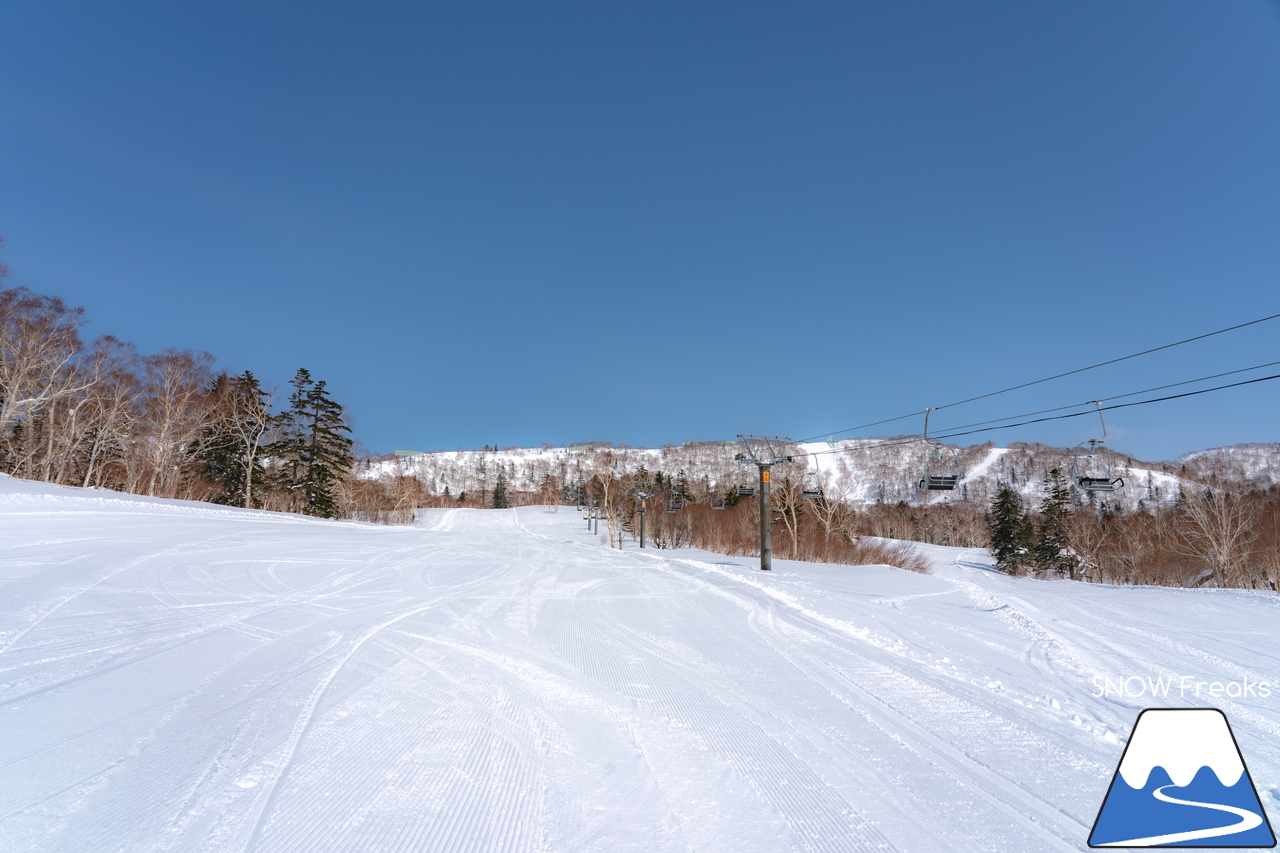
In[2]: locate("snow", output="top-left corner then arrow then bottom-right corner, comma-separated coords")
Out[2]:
955,445 -> 1008,483
1117,709 -> 1244,789
1181,443 -> 1280,489
1,476 -> 1277,852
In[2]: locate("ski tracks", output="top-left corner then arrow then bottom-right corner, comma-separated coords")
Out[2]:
647,555 -> 1107,851
9,501 -> 1276,853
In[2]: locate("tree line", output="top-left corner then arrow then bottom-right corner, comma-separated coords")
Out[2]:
356,438 -> 1280,592
6,239 -> 1278,588
985,469 -> 1279,591
0,245 -> 353,516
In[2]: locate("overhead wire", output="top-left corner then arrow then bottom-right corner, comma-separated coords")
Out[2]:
796,370 -> 1280,460
891,358 -> 1280,439
798,311 -> 1280,444
928,373 -> 1280,444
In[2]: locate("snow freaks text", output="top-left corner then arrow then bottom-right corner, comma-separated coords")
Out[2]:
1092,674 -> 1272,700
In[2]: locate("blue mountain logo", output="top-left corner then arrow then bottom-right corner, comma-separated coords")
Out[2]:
1089,708 -> 1275,848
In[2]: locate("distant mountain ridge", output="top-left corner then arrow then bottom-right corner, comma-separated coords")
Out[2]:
362,440 -> 1280,510
1177,442 -> 1280,489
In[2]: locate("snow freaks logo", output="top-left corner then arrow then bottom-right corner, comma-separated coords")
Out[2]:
1089,708 -> 1276,848
1092,674 -> 1272,700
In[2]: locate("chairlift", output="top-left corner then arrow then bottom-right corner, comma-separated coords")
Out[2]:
711,496 -> 726,510
737,485 -> 756,497
799,477 -> 821,500
667,495 -> 684,513
800,467 -> 822,500
916,408 -> 963,492
1071,402 -> 1125,492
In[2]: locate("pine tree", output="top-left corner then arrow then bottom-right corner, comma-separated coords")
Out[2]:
196,371 -> 273,508
195,374 -> 239,502
1031,467 -> 1079,577
674,470 -> 691,505
268,368 -> 354,518
492,470 -> 509,508
986,482 -> 1031,574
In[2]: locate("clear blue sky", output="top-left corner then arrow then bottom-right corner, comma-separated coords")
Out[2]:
3,1 -> 1278,460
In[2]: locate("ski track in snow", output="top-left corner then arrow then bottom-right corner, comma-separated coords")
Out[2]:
1,482 -> 1278,852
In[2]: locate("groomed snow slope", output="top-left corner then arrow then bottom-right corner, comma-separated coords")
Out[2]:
1,477 -> 1277,852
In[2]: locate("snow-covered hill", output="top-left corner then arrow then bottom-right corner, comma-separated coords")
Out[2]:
1179,443 -> 1280,490
800,440 -> 1187,511
2,476 -> 1277,851
364,438 -> 1280,513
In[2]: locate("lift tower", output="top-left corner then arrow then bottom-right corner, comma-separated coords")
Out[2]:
735,436 -> 796,571
632,479 -> 660,548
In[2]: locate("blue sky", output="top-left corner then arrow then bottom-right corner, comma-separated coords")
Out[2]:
2,1 -> 1278,460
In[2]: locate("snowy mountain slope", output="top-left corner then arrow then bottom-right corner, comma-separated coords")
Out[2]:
1,477 -> 1277,852
1180,443 -> 1280,489
366,437 -> 1273,513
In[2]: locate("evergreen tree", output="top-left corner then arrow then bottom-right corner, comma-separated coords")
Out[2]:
268,368 -> 354,518
196,371 -> 272,508
195,374 -> 238,501
492,470 -> 509,508
986,482 -> 1031,574
674,470 -> 691,504
1031,467 -> 1078,577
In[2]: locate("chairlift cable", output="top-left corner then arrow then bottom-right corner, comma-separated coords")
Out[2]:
893,358 -> 1280,438
797,310 -> 1280,443
797,371 -> 1280,461
929,372 -> 1280,442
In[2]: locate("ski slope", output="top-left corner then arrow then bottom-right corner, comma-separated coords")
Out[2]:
1,476 -> 1277,852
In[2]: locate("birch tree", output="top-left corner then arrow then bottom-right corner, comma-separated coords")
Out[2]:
134,349 -> 216,497
0,288 -> 94,437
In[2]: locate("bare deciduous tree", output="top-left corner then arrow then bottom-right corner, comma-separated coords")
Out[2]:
1178,487 -> 1260,588
1062,511 -> 1109,583
133,349 -> 216,498
78,345 -> 141,488
205,371 -> 276,507
0,288 -> 93,436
